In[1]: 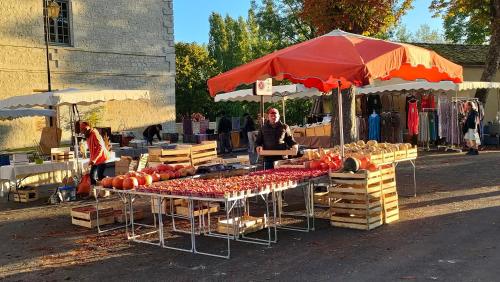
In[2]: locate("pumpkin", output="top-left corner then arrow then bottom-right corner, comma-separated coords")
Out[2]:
151,173 -> 161,182
368,163 -> 379,172
123,177 -> 138,190
102,177 -> 114,188
160,173 -> 170,181
136,175 -> 146,185
309,160 -> 321,170
359,156 -> 370,170
143,174 -> 153,185
319,162 -> 329,170
112,176 -> 125,190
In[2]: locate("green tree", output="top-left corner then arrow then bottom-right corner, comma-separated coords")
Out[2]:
431,0 -> 500,103
208,13 -> 228,71
175,42 -> 218,121
414,24 -> 446,43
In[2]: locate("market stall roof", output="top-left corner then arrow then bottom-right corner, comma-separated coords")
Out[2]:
356,81 -> 500,95
208,29 -> 463,96
0,88 -> 150,108
214,84 -> 324,103
0,108 -> 56,119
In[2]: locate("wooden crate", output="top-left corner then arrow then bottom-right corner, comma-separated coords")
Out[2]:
149,146 -> 192,166
151,197 -> 184,214
13,188 -> 39,203
51,151 -> 74,162
114,209 -> 144,223
394,149 -> 406,160
217,215 -> 265,235
369,153 -> 384,165
175,203 -> 219,217
313,191 -> 330,206
382,151 -> 395,163
191,141 -> 218,166
71,206 -> 115,228
406,147 -> 418,160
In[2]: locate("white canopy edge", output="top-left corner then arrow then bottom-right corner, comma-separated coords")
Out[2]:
0,88 -> 150,108
0,108 -> 56,119
356,81 -> 500,95
214,84 -> 324,103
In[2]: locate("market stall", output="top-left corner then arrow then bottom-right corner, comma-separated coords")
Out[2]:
356,81 -> 500,150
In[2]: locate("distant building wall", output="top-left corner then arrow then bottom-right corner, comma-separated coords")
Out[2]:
0,0 -> 175,150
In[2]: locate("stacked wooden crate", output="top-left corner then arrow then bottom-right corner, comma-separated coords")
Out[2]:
329,165 -> 398,230
12,188 -> 39,203
71,205 -> 115,228
217,215 -> 265,235
148,146 -> 192,166
50,147 -> 74,162
190,141 -> 218,166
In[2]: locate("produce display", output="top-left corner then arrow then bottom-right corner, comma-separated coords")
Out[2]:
135,168 -> 329,198
101,164 -> 196,190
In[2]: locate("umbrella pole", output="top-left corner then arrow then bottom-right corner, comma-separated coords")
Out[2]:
282,97 -> 286,124
261,95 -> 265,125
338,82 -> 344,159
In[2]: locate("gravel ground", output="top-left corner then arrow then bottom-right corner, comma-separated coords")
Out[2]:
0,151 -> 499,281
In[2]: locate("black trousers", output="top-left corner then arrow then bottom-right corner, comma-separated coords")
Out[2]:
89,163 -> 106,185
219,133 -> 232,153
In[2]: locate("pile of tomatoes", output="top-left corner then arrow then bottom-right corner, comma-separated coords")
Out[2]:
136,168 -> 329,198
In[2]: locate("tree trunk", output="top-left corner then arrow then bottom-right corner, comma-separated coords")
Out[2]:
330,87 -> 356,146
475,0 -> 500,104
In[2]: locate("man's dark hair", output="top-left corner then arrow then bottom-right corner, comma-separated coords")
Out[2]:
156,124 -> 163,130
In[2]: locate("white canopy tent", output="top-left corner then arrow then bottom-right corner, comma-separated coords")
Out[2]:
214,84 -> 324,123
0,88 -> 150,108
356,81 -> 500,94
0,108 -> 56,119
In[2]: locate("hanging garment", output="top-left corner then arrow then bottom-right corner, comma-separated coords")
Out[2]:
408,101 -> 419,135
405,95 -> 416,129
355,95 -> 368,117
421,94 -> 436,109
367,94 -> 382,116
368,113 -> 381,141
428,112 -> 436,141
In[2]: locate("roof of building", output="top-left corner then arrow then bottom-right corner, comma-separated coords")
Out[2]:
412,43 -> 489,66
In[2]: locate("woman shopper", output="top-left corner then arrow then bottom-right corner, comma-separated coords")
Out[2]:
462,101 -> 480,155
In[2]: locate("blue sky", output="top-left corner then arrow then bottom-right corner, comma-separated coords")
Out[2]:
173,0 -> 443,44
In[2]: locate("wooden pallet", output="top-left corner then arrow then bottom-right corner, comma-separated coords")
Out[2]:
175,203 -> 219,217
217,215 -> 265,235
191,141 -> 218,166
71,206 -> 115,228
13,188 -> 39,203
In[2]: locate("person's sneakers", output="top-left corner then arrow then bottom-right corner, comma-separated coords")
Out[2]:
472,149 -> 479,155
466,148 -> 474,155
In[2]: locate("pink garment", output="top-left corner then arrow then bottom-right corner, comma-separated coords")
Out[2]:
407,101 -> 419,135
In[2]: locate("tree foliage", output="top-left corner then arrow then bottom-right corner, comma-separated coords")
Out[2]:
430,0 -> 491,44
431,0 -> 500,103
300,0 -> 414,36
388,24 -> 448,43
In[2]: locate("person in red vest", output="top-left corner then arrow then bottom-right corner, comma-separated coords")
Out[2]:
80,122 -> 110,185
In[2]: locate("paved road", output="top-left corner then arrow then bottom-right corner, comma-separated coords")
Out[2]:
0,151 -> 499,281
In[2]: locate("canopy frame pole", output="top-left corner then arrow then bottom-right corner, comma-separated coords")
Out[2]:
338,82 -> 344,159
282,97 -> 286,124
261,95 -> 265,125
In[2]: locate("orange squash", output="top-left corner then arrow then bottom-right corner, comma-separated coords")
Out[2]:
112,176 -> 124,190
101,177 -> 114,188
143,174 -> 153,185
151,173 -> 161,182
123,177 -> 138,190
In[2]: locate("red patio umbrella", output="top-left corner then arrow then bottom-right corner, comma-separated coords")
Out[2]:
207,30 -> 463,156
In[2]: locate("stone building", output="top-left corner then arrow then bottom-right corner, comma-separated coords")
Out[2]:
0,0 -> 175,150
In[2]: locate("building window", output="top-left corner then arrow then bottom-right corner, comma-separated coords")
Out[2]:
46,0 -> 71,45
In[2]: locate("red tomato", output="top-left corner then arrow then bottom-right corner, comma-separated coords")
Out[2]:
320,162 -> 329,170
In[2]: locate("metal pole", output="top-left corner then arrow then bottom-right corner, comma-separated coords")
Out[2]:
282,97 -> 286,124
43,0 -> 54,127
261,95 -> 265,125
338,82 -> 344,159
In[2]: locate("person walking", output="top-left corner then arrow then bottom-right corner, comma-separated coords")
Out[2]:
463,101 -> 480,155
217,111 -> 232,154
80,122 -> 110,185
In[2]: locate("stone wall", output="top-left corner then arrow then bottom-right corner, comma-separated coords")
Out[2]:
0,0 -> 175,150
